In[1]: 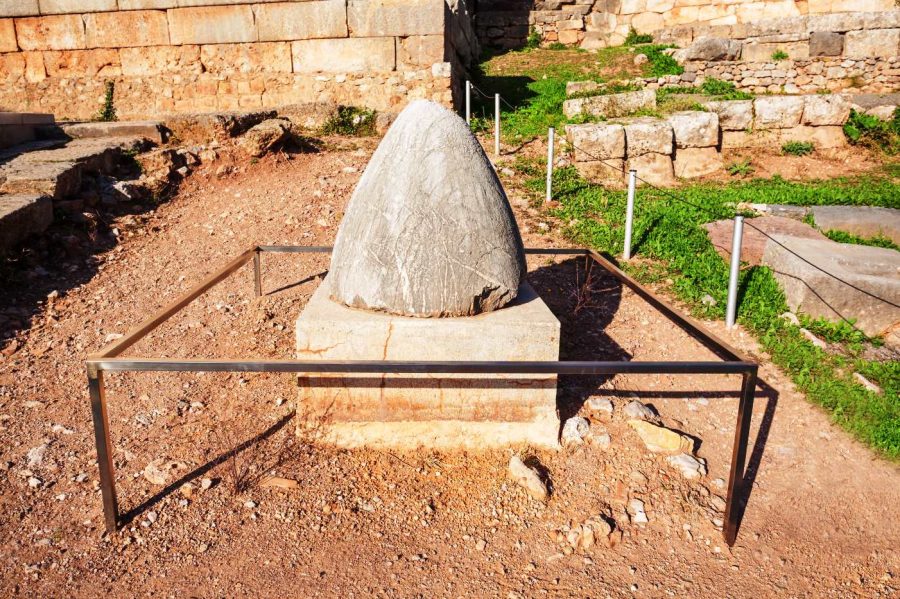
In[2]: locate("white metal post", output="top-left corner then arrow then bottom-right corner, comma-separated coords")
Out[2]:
623,169 -> 636,260
494,94 -> 501,157
545,127 -> 555,203
465,80 -> 471,125
726,215 -> 744,328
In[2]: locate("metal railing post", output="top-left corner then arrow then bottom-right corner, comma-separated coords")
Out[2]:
88,366 -> 119,533
494,93 -> 500,157
623,169 -> 636,260
724,366 -> 756,546
253,249 -> 262,297
465,80 -> 471,125
726,215 -> 744,328
545,127 -> 555,203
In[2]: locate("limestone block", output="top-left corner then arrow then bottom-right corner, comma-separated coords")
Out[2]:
348,0 -> 444,37
802,94 -> 850,126
778,125 -> 847,148
295,282 -> 560,449
844,29 -> 900,59
631,12 -> 664,33
667,111 -> 719,148
762,236 -> 900,338
623,117 -> 673,156
397,35 -> 445,68
619,0 -> 646,15
84,11 -> 170,48
120,44 -> 200,76
256,1 -> 348,42
575,159 -> 626,186
0,1 -> 38,17
810,206 -> 900,245
702,99 -> 752,131
673,147 -> 723,178
558,29 -> 580,44
118,0 -> 176,8
562,88 -> 656,119
39,0 -> 116,14
43,49 -> 121,78
681,36 -> 741,61
0,18 -> 15,52
627,152 -> 675,187
0,53 -> 25,82
200,42 -> 292,74
0,195 -> 52,255
292,37 -> 395,72
14,15 -> 85,51
753,96 -> 804,129
565,122 -> 626,161
741,41 -> 809,62
167,5 -> 256,45
809,31 -> 843,57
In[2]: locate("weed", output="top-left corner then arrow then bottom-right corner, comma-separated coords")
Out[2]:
771,50 -> 789,60
320,105 -> 376,136
823,229 -> 900,251
547,42 -> 568,50
656,78 -> 752,103
96,80 -> 117,122
525,28 -> 541,50
782,140 -> 814,156
726,159 -> 754,177
640,44 -> 684,78
624,28 -> 653,45
843,108 -> 900,155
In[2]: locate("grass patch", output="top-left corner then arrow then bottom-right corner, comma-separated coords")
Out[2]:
638,44 -> 684,78
771,50 -> 789,60
320,105 -> 376,136
516,163 -> 900,458
843,108 -> 900,155
656,78 -> 753,102
823,229 -> 900,251
625,28 -> 653,45
782,140 -> 815,156
726,159 -> 755,177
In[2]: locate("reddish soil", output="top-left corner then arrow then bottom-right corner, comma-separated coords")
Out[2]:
1,140 -> 898,597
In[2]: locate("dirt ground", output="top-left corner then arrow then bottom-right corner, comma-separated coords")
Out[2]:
0,138 -> 898,598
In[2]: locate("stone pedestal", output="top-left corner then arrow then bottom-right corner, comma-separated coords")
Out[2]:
295,281 -> 561,449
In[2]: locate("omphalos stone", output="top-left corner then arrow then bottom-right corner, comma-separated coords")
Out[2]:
328,100 -> 526,317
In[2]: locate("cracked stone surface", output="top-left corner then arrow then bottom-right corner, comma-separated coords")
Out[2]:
328,100 -> 526,317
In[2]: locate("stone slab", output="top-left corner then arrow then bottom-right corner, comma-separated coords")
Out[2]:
565,122 -> 626,161
627,152 -> 675,187
722,125 -> 846,149
397,35 -> 445,68
563,89 -> 656,119
0,194 -> 52,254
753,96 -> 805,129
810,206 -> 900,245
84,10 -> 170,48
622,117 -> 673,156
348,0 -> 445,37
844,28 -> 900,59
118,0 -> 177,8
39,0 -> 117,14
15,14 -> 85,51
762,235 -> 900,338
200,42 -> 292,74
61,121 -> 165,143
702,100 -> 753,131
256,1 -> 348,42
0,1 -> 39,18
667,111 -> 719,148
167,5 -> 256,46
802,94 -> 851,126
574,159 -> 626,187
705,216 -> 827,266
292,37 -> 395,73
673,146 -> 722,178
0,17 -> 15,52
295,281 -> 561,449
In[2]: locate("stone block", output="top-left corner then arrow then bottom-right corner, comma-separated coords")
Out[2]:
810,206 -> 900,245
348,0 -> 444,37
681,36 -> 741,62
844,29 -> 900,59
762,236 -> 900,338
0,195 -> 52,255
565,122 -> 626,161
631,11 -> 664,34
777,125 -> 847,148
42,49 -> 121,78
397,35 -> 445,68
802,94 -> 850,126
667,111 -> 719,148
0,1 -> 38,17
14,15 -> 85,51
622,117 -> 673,156
61,121 -> 164,143
257,1 -> 348,42
558,29 -> 580,45
39,0 -> 116,14
702,99 -> 753,131
575,159 -> 626,186
292,37 -> 395,73
740,41 -> 809,62
0,18 -> 15,52
753,96 -> 804,129
200,42 -> 292,74
120,44 -> 200,76
295,281 -> 560,449
84,10 -> 170,48
118,0 -> 176,8
627,152 -> 675,187
562,88 -> 656,119
167,5 -> 256,45
809,31 -> 843,57
673,146 -> 723,178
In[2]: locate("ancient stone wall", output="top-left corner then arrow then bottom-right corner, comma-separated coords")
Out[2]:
0,1 -> 478,120
476,0 -> 897,50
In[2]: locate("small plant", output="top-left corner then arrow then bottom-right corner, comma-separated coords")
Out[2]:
96,80 -> 117,122
640,44 -> 684,78
624,28 -> 653,45
525,28 -> 541,50
547,42 -> 568,50
843,108 -> 900,155
782,140 -> 814,156
824,229 -> 900,251
771,50 -> 789,61
320,105 -> 376,136
726,159 -> 755,177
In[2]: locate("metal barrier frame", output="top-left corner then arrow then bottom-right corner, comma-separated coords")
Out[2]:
86,245 -> 758,545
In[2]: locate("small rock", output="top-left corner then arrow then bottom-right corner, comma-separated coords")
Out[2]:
260,476 -> 299,490
628,420 -> 693,455
712,477 -> 725,490
633,53 -> 648,66
147,511 -> 158,524
180,483 -> 194,499
508,456 -> 548,502
244,500 -> 257,509
201,477 -> 213,490
709,495 -> 726,512
592,432 -> 612,450
27,476 -> 42,488
800,328 -> 827,349
629,499 -> 648,524
623,400 -> 655,421
142,459 -> 185,486
586,397 -> 613,420
780,312 -> 800,326
475,539 -> 487,551
666,453 -> 708,480
75,473 -> 88,483
561,417 -> 590,446
630,470 -> 648,485
239,118 -> 293,158
701,294 -> 717,307
853,372 -> 882,394
27,443 -> 47,467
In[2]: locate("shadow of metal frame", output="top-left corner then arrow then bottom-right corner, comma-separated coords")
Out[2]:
86,245 -> 758,545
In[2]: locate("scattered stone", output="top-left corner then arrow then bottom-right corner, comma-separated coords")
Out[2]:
678,37 -> 741,62
201,477 -> 213,490
238,118 -> 293,158
628,420 -> 693,455
260,476 -> 299,490
780,312 -> 800,326
27,476 -> 42,488
51,424 -> 73,435
475,539 -> 487,551
561,416 -> 590,446
508,456 -> 549,502
244,500 -> 257,509
701,100 -> 753,131
75,473 -> 88,483
800,328 -> 827,349
853,372 -> 882,394
586,397 -> 614,420
668,111 -> 719,148
633,53 -> 648,66
666,453 -> 708,480
623,400 -> 655,421
27,443 -> 47,467
630,470 -> 648,485
592,432 -> 612,450
629,499 -> 648,524
147,511 -> 158,524
142,459 -> 185,486
180,483 -> 194,499
701,294 -> 717,307
712,478 -> 726,490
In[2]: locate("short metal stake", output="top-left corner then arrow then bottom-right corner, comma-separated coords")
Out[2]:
545,127 -> 555,203
465,80 -> 471,124
726,215 -> 744,328
623,169 -> 636,260
494,93 -> 500,157
88,366 -> 119,533
253,250 -> 262,297
724,367 -> 756,545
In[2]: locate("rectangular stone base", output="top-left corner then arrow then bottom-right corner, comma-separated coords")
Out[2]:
295,280 -> 561,449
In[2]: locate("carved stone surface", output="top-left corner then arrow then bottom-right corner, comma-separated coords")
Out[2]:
328,100 -> 526,317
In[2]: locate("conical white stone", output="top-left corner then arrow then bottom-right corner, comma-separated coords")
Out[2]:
328,100 -> 526,317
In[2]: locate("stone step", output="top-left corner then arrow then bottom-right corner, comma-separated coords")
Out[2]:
0,194 -> 53,254
0,112 -> 57,150
44,121 -> 166,145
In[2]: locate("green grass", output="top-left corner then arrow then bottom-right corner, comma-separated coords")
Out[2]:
656,78 -> 753,102
625,27 -> 653,45
320,105 -> 376,136
771,50 -> 789,60
782,140 -> 815,156
843,108 -> 900,155
823,229 -> 900,251
518,163 -> 900,458
726,159 -> 755,177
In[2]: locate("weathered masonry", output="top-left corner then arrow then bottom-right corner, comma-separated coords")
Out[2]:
0,0 -> 479,120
